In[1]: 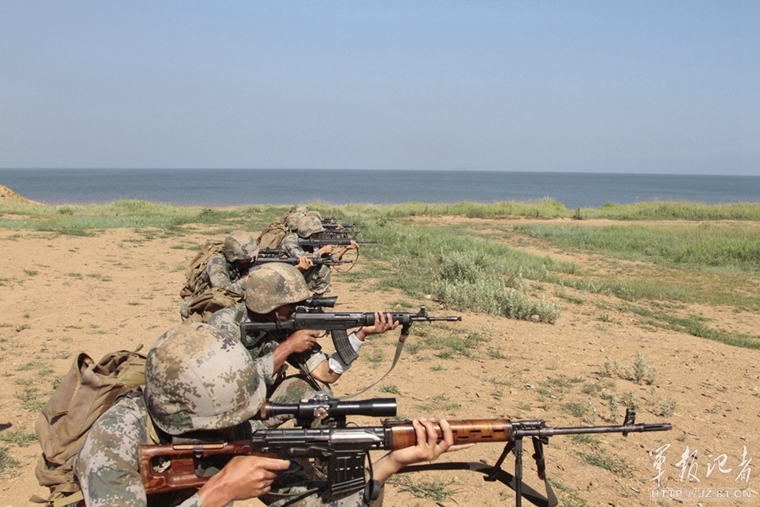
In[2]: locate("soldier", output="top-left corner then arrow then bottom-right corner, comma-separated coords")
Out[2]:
280,215 -> 357,295
208,263 -> 397,424
73,323 -> 465,507
73,323 -> 288,507
180,230 -> 259,321
198,230 -> 259,294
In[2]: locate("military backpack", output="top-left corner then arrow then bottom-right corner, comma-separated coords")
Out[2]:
179,238 -> 224,299
256,221 -> 289,250
32,350 -> 146,507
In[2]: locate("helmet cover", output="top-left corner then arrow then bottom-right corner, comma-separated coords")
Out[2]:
297,216 -> 325,238
224,231 -> 259,263
144,323 -> 266,435
244,263 -> 311,314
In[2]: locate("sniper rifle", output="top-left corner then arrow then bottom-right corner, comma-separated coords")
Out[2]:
138,394 -> 672,507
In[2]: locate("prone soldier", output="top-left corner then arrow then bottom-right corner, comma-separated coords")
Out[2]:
180,231 -> 259,321
208,263 -> 397,425
280,215 -> 357,295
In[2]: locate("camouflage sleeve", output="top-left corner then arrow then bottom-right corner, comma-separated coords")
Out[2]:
253,350 -> 277,386
227,275 -> 248,294
207,305 -> 243,339
207,308 -> 278,386
280,233 -> 307,258
205,254 -> 234,289
73,397 -> 203,507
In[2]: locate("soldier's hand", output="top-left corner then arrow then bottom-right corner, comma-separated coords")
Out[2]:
346,239 -> 359,250
286,329 -> 320,353
296,256 -> 313,271
357,312 -> 399,340
395,418 -> 470,465
370,418 -> 472,485
319,244 -> 335,255
198,455 -> 290,506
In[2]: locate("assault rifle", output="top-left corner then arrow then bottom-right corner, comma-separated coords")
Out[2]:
297,237 -> 376,248
253,257 -> 353,267
240,306 -> 462,365
321,222 -> 359,238
138,394 -> 672,507
257,236 -> 375,257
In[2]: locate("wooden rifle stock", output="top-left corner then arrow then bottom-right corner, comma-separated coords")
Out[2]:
387,418 -> 510,449
139,441 -> 279,495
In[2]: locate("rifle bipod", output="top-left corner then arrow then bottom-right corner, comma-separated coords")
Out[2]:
483,435 -> 558,507
397,435 -> 557,507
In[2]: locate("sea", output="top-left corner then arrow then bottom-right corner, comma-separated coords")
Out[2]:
1,168 -> 759,209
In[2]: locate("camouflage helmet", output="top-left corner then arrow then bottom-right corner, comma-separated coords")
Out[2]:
223,230 -> 259,263
144,323 -> 266,435
305,210 -> 323,221
285,212 -> 304,232
297,216 -> 325,238
245,263 -> 310,314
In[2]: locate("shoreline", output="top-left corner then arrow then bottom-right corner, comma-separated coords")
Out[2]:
4,169 -> 760,209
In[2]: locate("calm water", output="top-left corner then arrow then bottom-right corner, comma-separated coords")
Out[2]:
1,169 -> 759,209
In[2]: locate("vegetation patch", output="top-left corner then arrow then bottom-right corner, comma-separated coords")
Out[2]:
0,429 -> 37,447
0,447 -> 20,472
392,475 -> 459,503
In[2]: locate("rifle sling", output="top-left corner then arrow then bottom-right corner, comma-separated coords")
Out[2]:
340,329 -> 408,399
396,461 -> 558,507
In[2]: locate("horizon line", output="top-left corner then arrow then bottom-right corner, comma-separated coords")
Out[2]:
2,167 -> 759,177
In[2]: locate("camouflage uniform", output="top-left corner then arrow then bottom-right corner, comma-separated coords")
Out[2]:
73,323 -> 370,507
208,301 -> 332,421
279,214 -> 335,295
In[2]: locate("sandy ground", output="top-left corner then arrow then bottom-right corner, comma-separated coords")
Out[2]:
1,220 -> 759,507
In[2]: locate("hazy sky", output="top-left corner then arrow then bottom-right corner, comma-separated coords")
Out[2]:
1,1 -> 758,174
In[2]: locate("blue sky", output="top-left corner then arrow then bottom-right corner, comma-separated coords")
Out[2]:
1,1 -> 758,174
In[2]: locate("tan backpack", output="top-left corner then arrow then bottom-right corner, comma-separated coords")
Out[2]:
257,221 -> 288,250
180,239 -> 224,299
32,350 -> 147,507
181,287 -> 244,323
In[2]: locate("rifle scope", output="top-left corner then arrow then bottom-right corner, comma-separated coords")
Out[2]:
259,392 -> 397,420
299,296 -> 338,308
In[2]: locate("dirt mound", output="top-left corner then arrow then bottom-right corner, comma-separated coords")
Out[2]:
0,184 -> 39,204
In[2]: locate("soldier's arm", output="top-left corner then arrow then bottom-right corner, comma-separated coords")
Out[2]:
74,399 -> 204,507
280,234 -> 308,258
206,255 -> 235,289
226,276 -> 248,294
